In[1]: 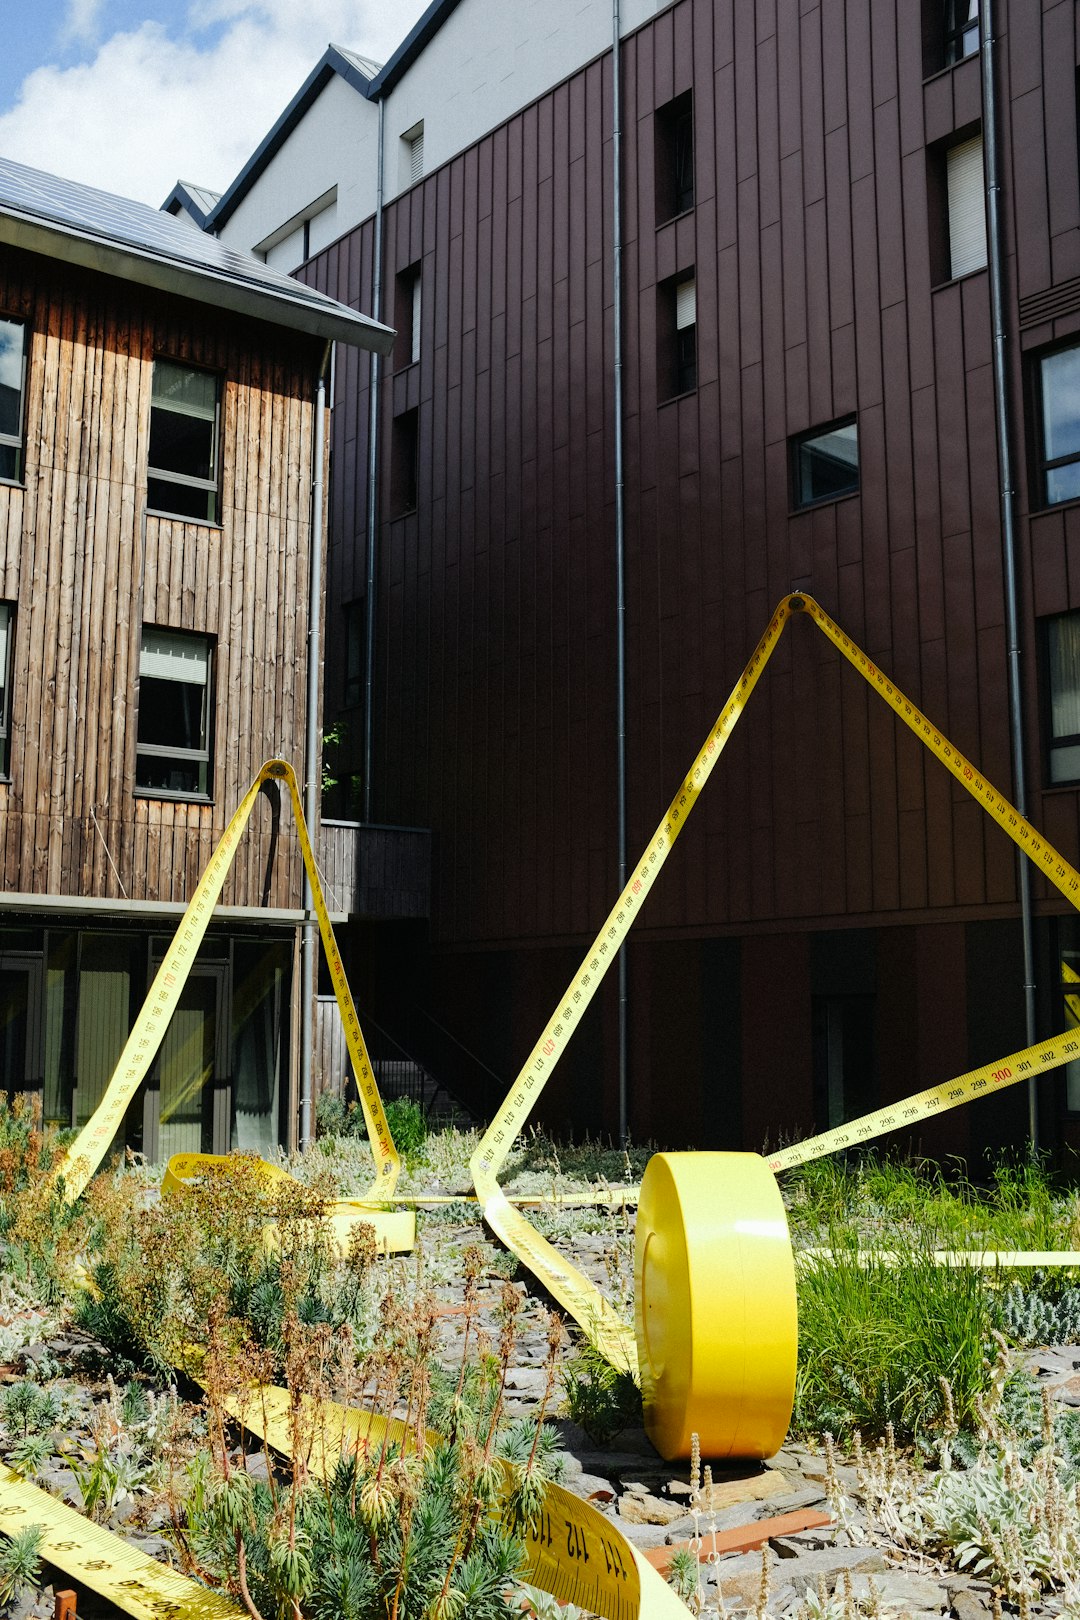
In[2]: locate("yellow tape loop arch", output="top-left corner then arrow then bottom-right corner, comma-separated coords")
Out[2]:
56,759 -> 411,1250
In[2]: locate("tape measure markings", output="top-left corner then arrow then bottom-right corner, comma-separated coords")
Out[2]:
766,1027 -> 1080,1172
57,761 -> 400,1204
0,1464 -> 242,1620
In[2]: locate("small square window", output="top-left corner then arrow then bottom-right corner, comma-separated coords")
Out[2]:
0,602 -> 13,776
147,359 -> 221,524
655,91 -> 694,223
791,419 -> 860,508
1035,344 -> 1080,508
1043,612 -> 1080,785
0,317 -> 28,484
136,627 -> 213,798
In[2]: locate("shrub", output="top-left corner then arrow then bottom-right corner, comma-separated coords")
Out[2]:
0,1094 -> 89,1303
793,1237 -> 995,1444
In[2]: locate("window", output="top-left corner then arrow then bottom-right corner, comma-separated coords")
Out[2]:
944,0 -> 979,66
1043,612 -> 1080,784
391,409 -> 419,515
792,419 -> 859,508
655,91 -> 694,222
0,317 -> 27,483
658,272 -> 696,400
945,134 -> 987,279
344,600 -> 365,708
136,627 -> 212,797
0,603 -> 12,777
1035,344 -> 1080,507
147,359 -> 221,524
395,264 -> 422,368
402,122 -> 424,188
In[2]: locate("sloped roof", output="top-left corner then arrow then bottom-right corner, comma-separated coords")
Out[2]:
207,2 -> 465,231
0,154 -> 394,353
161,179 -> 222,228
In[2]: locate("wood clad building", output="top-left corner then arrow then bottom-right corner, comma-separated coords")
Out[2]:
207,0 -> 1080,1162
0,157 -> 392,1157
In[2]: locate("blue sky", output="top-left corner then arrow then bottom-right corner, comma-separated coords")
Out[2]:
1,0 -> 429,206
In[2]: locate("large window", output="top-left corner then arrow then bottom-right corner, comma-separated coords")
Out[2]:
147,359 -> 221,523
136,627 -> 212,797
655,91 -> 694,223
1035,344 -> 1080,507
0,603 -> 12,777
1044,611 -> 1080,785
791,418 -> 860,508
0,317 -> 27,483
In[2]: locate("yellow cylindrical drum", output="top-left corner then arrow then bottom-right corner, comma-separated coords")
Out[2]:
634,1152 -> 798,1461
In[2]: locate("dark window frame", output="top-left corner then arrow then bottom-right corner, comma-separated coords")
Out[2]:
390,408 -> 420,515
394,263 -> 422,371
1041,610 -> 1080,788
146,357 -> 223,526
655,90 -> 695,224
657,269 -> 697,402
135,625 -> 214,802
943,0 -> 980,67
0,600 -> 13,779
344,599 -> 365,709
790,417 -> 861,510
0,315 -> 28,486
1032,340 -> 1080,511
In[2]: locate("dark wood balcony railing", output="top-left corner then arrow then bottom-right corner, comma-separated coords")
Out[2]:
316,821 -> 431,919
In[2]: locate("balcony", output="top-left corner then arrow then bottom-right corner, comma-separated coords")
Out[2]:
316,821 -> 431,919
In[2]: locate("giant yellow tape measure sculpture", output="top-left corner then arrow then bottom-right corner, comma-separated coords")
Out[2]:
470,593 -> 1080,1462
8,596 -> 1080,1620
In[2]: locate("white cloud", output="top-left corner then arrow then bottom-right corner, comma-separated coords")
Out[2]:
0,0 -> 429,206
61,0 -> 105,46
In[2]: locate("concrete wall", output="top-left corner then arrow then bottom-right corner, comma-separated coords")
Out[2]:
216,0 -> 671,262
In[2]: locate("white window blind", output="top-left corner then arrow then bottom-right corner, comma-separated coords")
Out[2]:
0,604 -> 9,673
409,128 -> 424,184
676,277 -> 696,330
140,628 -> 209,685
947,135 -> 987,280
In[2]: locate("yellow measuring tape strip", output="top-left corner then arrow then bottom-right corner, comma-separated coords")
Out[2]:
56,759 -> 405,1234
467,592 -> 1080,1455
210,1379 -> 690,1620
161,1152 -> 416,1256
469,604 -> 795,1374
0,1462 -> 243,1620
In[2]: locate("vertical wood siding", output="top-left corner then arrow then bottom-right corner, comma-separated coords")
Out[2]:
0,249 -> 323,908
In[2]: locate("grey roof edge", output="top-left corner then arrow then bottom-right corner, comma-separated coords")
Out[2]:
207,4 -> 465,231
207,44 -> 377,232
367,0 -> 465,94
0,209 -> 395,354
161,180 -> 220,228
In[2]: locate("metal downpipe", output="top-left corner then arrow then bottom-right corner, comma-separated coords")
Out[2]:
363,93 -> 386,825
612,0 -> 628,1143
300,340 -> 332,1149
982,0 -> 1038,1145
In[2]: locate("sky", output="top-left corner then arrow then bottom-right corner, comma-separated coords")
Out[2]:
0,0 -> 431,209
